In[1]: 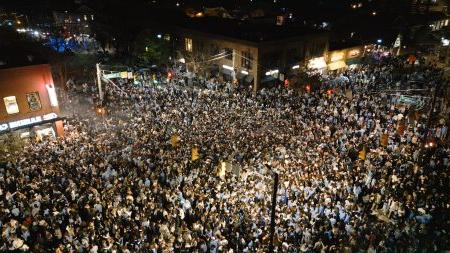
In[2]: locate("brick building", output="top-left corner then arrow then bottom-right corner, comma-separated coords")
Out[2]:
0,63 -> 64,140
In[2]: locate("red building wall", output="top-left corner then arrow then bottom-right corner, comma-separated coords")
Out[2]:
0,64 -> 60,122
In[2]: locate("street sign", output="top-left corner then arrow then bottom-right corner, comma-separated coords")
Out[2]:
104,73 -> 121,79
398,95 -> 425,110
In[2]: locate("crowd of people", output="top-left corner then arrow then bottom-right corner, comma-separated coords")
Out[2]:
1,56 -> 449,252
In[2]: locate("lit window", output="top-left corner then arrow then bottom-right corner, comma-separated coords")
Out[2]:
84,15 -> 87,21
26,92 -> 42,111
3,96 -> 19,114
91,15 -> 94,21
185,38 -> 193,52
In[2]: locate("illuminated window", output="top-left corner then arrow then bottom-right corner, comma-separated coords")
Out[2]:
185,38 -> 193,52
91,15 -> 94,21
26,92 -> 42,111
3,96 -> 19,114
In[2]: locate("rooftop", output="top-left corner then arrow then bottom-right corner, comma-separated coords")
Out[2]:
176,16 -> 326,43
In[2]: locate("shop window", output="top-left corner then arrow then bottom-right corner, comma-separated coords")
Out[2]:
241,51 -> 253,70
185,38 -> 193,52
3,96 -> 19,114
26,92 -> 42,111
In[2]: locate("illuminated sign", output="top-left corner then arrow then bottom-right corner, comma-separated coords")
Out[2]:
0,113 -> 58,133
265,69 -> 279,76
46,84 -> 59,107
330,52 -> 345,62
0,124 -> 8,131
308,57 -> 327,69
348,49 -> 360,58
222,65 -> 234,71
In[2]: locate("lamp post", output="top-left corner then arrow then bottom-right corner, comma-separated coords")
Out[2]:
96,63 -> 103,105
268,172 -> 279,253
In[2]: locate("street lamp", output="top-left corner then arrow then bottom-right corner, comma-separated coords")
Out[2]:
268,169 -> 279,253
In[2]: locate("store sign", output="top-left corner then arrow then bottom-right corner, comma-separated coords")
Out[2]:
348,49 -> 360,58
330,52 -> 345,62
308,57 -> 327,69
0,113 -> 58,133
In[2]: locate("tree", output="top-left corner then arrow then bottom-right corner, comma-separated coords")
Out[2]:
89,0 -> 149,58
0,28 -> 97,89
184,51 -> 217,78
133,30 -> 172,67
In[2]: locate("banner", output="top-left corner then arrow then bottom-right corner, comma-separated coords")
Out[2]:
191,147 -> 199,161
171,134 -> 180,148
380,134 -> 388,147
358,147 -> 366,160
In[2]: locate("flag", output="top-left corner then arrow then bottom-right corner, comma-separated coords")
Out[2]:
191,147 -> 199,161
171,134 -> 180,148
380,134 -> 388,147
358,147 -> 366,160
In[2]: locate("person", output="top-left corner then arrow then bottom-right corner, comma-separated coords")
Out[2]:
0,54 -> 448,252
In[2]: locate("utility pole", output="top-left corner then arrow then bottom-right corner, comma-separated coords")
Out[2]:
421,81 -> 439,162
268,172 -> 279,253
425,86 -> 438,138
96,63 -> 103,104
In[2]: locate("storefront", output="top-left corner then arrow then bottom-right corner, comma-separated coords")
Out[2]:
0,112 -> 64,140
327,46 -> 364,71
0,64 -> 65,140
307,57 -> 328,73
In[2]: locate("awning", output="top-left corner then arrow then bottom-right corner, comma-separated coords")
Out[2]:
328,61 -> 347,71
221,67 -> 232,75
261,75 -> 276,83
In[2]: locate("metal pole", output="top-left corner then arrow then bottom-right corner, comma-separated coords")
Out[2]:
421,82 -> 439,163
425,85 -> 438,142
268,172 -> 278,253
96,63 -> 103,104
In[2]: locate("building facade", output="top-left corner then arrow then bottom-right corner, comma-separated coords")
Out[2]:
0,64 -> 64,140
53,5 -> 95,36
174,26 -> 329,91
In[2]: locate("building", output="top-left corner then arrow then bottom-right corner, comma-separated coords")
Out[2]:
53,5 -> 95,36
325,40 -> 374,71
173,17 -> 329,91
0,63 -> 64,140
